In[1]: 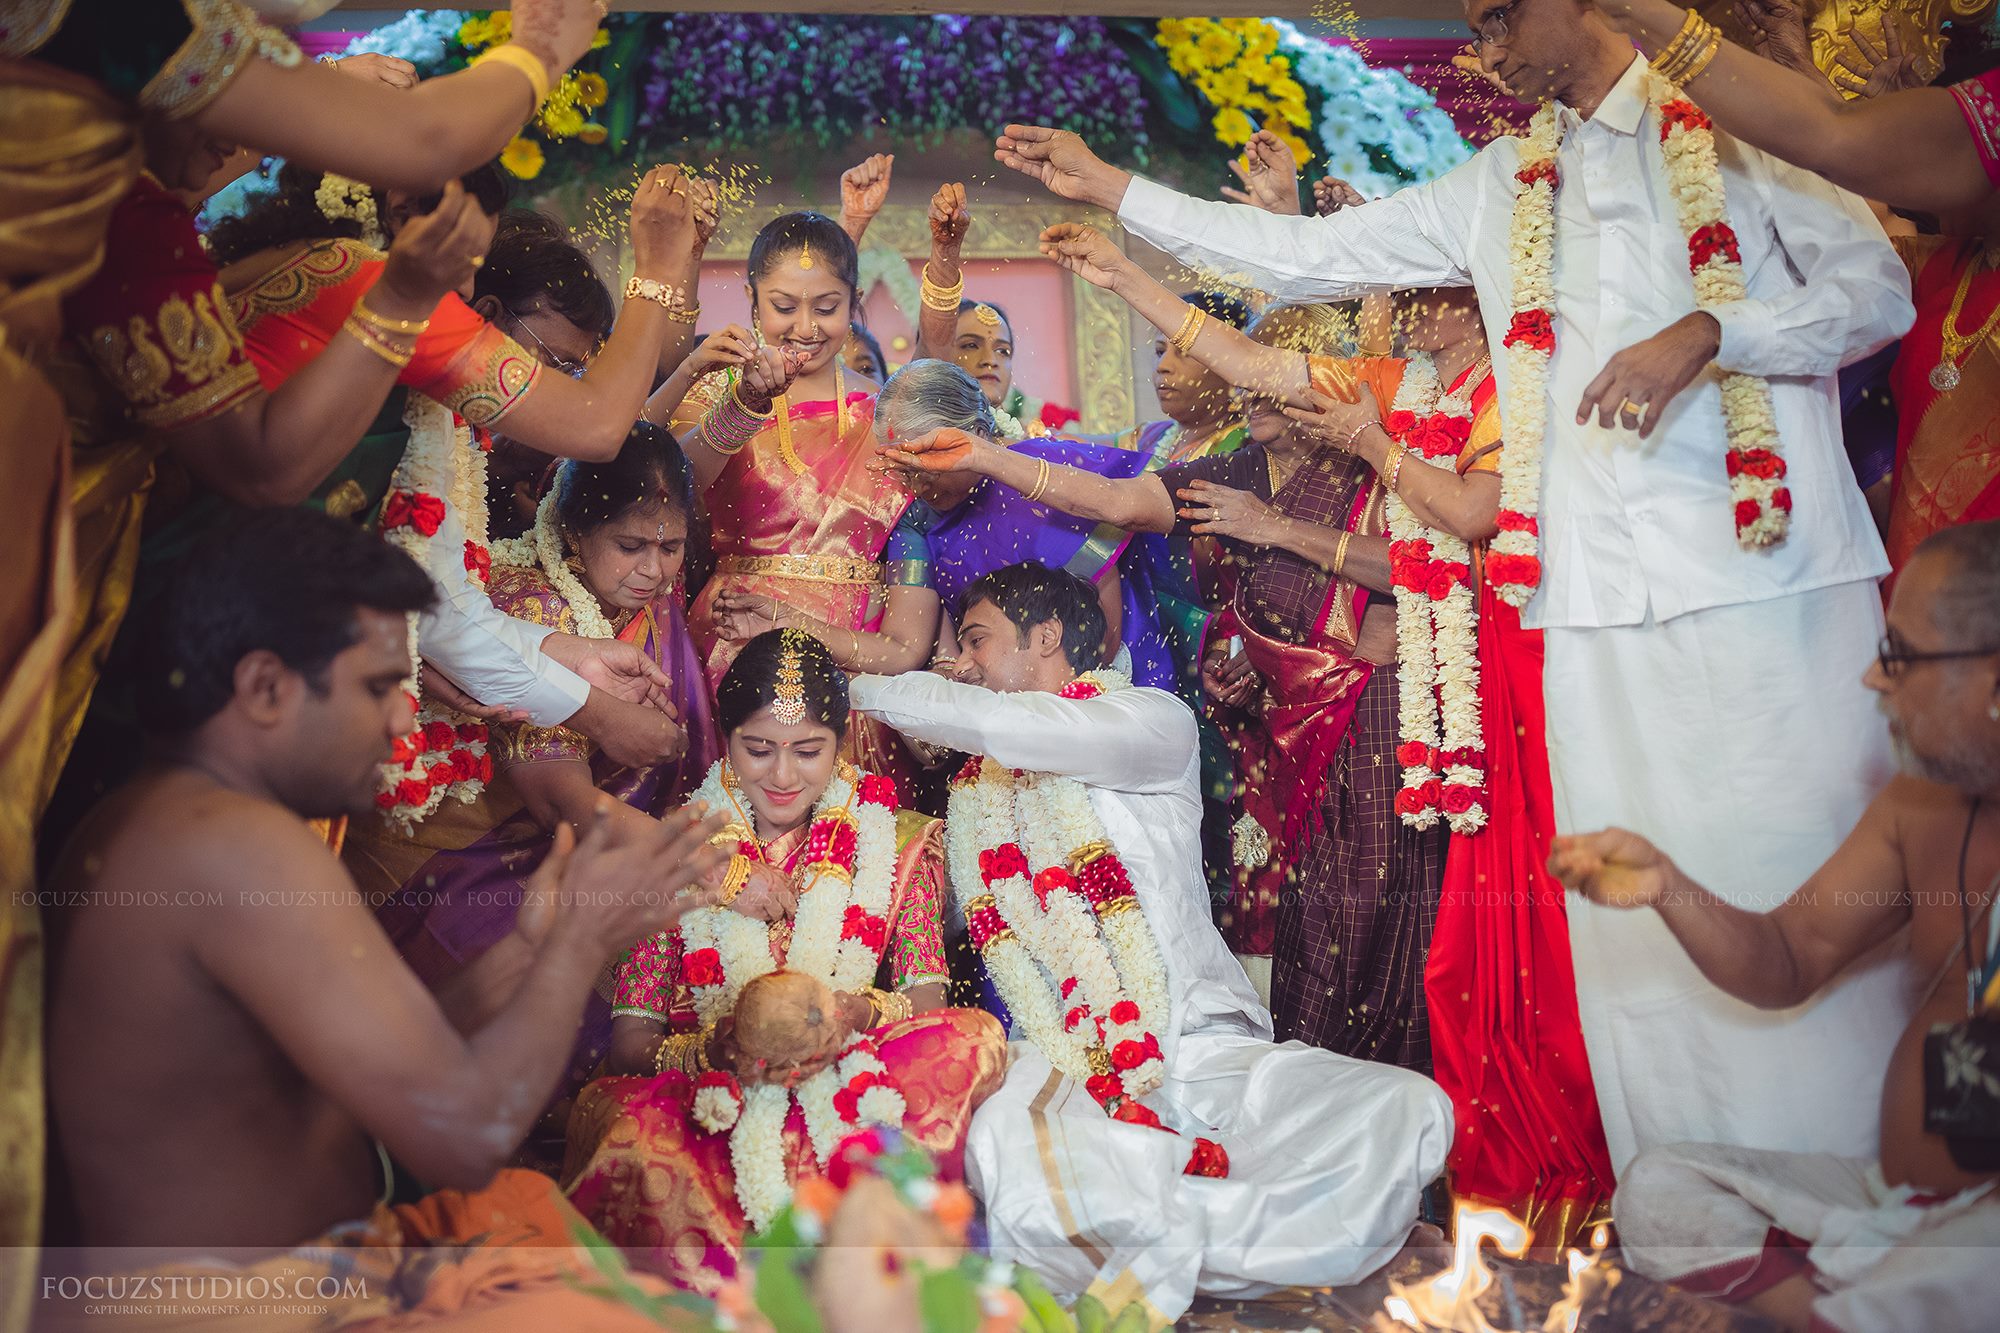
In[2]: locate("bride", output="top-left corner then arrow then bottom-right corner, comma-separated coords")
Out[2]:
563,629 -> 1004,1293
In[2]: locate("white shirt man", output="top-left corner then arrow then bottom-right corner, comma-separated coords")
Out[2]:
999,46 -> 1915,1170
851,566 -> 1451,1321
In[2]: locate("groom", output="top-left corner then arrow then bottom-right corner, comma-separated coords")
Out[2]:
991,0 -> 1916,1173
850,561 -> 1451,1322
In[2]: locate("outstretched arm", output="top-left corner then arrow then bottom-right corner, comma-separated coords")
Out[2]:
875,429 -> 1176,534
1548,781 -> 1917,1009
849,671 -> 1195,792
1595,0 -> 1990,212
1039,223 -> 1308,405
914,183 -> 971,364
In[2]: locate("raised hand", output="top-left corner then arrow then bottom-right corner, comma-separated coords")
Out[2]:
508,0 -> 608,76
1037,222 -> 1130,291
737,343 -> 807,414
928,181 -> 971,253
1731,0 -> 1816,73
994,124 -> 1128,209
329,52 -> 419,89
686,172 -> 721,251
1832,17 -> 1933,98
1311,175 -> 1368,217
1575,311 -> 1720,438
1547,828 -> 1674,910
379,180 -> 492,306
840,153 -> 896,228
628,163 -> 699,279
545,801 -> 732,959
712,590 -> 795,642
684,324 -> 756,378
1222,130 -> 1303,215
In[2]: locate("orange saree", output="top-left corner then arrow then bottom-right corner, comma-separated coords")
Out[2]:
563,808 -> 1004,1294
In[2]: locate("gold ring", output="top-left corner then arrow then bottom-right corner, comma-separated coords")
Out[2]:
1620,398 -> 1643,416
470,255 -> 485,268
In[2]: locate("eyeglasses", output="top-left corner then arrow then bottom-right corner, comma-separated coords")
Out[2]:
503,307 -> 591,379
1876,630 -> 2000,681
1471,0 -> 1526,49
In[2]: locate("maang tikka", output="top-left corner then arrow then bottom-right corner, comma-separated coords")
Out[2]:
771,629 -> 809,725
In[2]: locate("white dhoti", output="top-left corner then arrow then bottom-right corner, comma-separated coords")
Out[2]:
1544,580 -> 1912,1168
967,1028 -> 1454,1321
1616,1141 -> 2000,1332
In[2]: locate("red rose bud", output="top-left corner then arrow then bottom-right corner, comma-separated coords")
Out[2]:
1060,976 -> 1078,999
1426,569 -> 1458,601
1772,488 -> 1793,513
423,721 -> 453,750
1064,1004 -> 1090,1031
827,821 -> 859,867
1111,1039 -> 1150,1072
1184,1137 -> 1231,1178
1735,499 -> 1762,529
463,541 -> 491,580
1109,1000 -> 1140,1026
1033,866 -> 1079,909
1111,1099 -> 1165,1130
1085,1073 -> 1126,1107
683,948 -> 725,988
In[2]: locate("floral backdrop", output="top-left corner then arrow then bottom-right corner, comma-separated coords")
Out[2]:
321,11 -> 1472,201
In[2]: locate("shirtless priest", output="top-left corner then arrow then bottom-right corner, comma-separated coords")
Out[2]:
40,511 -> 726,1330
850,561 -> 1452,1322
1551,522 -> 2000,1333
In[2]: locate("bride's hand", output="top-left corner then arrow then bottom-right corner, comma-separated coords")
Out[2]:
928,181 -> 971,253
728,862 -> 800,922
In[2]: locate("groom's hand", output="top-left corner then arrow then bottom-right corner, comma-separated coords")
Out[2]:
1575,311 -> 1721,438
994,125 -> 1132,211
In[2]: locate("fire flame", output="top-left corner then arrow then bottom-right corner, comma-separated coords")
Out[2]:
1538,1221 -> 1612,1333
1387,1203 -> 1531,1332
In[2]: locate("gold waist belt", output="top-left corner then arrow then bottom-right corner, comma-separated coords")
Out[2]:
718,553 -> 884,586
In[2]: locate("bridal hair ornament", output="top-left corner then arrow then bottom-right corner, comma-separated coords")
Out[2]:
772,629 -> 809,725
797,239 -> 815,270
973,303 -> 1002,328
314,173 -> 385,248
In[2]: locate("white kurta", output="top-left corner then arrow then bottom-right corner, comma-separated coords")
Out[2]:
1113,54 -> 1915,1169
850,673 -> 1453,1320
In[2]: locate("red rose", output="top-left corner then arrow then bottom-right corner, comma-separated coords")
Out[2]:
1421,779 -> 1444,807
1184,1137 -> 1231,1178
1111,1100 -> 1165,1130
1441,784 -> 1479,815
477,752 -> 493,782
1064,1005 -> 1091,1032
1504,309 -> 1555,353
1033,866 -> 1078,910
382,490 -> 446,537
463,541 -> 491,582
1109,1000 -> 1140,1026
980,843 -> 1029,885
1495,509 -> 1538,535
1384,409 -> 1421,438
455,722 -> 485,742
1426,568 -> 1459,601
1394,787 -> 1431,818
374,790 -> 397,810
1732,449 -> 1785,481
390,736 -> 420,767
1142,1032 -> 1163,1061
1514,159 -> 1558,190
1085,1073 -> 1125,1107
1060,976 -> 1078,999
1735,499 -> 1763,529
1059,677 -> 1104,700
1658,99 -> 1713,138
1486,553 -> 1543,587
841,906 -> 887,953
682,947 -> 725,988
1395,741 -> 1433,770
694,1070 -> 739,1096
824,1128 -> 889,1189
1688,222 -> 1741,270
832,1087 -> 860,1121
395,779 -> 429,807
857,773 -> 898,808
424,720 -> 455,750
1111,1039 -> 1150,1072
1773,488 -> 1793,513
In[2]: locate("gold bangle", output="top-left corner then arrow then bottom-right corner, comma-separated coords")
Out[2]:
692,1025 -> 715,1075
863,986 -> 913,1028
471,43 -> 551,107
1675,28 -> 1721,86
729,381 -> 775,421
1333,528 -> 1353,576
718,854 -> 754,906
351,294 -> 430,337
920,263 -> 965,312
649,1033 -> 676,1076
1648,7 -> 1702,77
1384,442 -> 1408,494
1026,456 -> 1052,504
341,315 -> 413,369
1168,305 -> 1206,356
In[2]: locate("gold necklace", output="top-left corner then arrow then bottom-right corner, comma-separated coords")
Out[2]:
773,358 -> 848,475
1931,250 -> 2000,393
1265,448 -> 1299,496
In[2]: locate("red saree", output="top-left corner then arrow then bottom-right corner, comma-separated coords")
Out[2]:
1423,373 -> 1613,1249
1885,236 -> 2000,581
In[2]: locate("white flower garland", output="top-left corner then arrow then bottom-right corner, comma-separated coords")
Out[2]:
674,759 -> 906,1233
1384,357 -> 1490,834
1494,105 -> 1560,612
947,671 -> 1172,1110
490,486 -> 619,641
374,396 -> 491,830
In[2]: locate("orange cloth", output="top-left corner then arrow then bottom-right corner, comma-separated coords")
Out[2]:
37,1170 -> 696,1331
